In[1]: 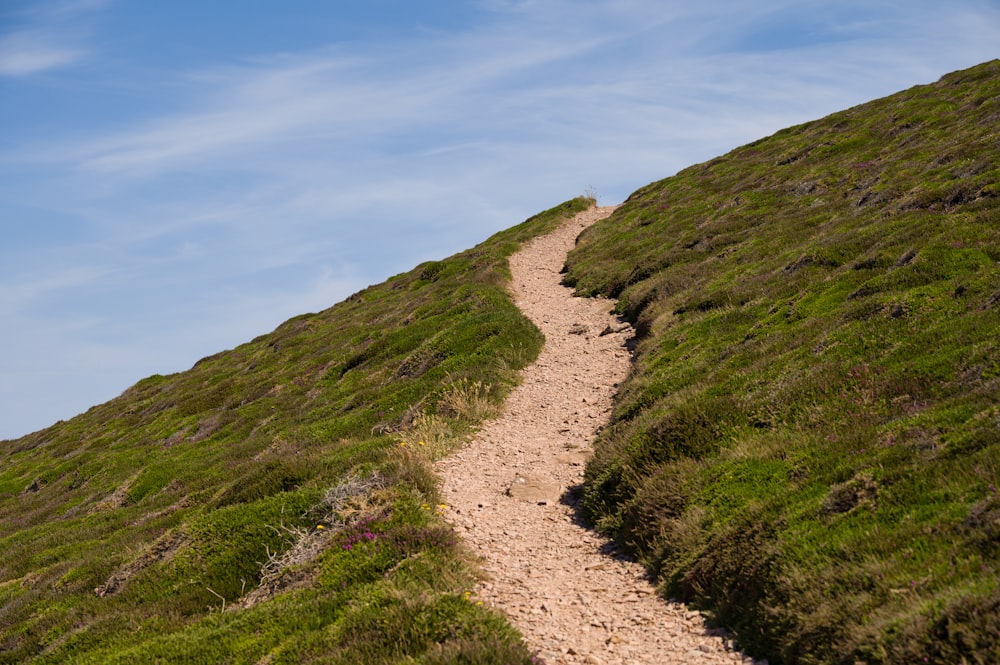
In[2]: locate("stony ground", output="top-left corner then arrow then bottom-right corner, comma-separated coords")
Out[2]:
436,206 -> 761,665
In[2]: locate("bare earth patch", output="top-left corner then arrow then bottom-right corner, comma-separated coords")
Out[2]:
437,206 -> 758,664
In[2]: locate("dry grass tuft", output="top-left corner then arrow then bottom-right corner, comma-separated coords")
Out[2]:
239,472 -> 386,608
437,378 -> 498,423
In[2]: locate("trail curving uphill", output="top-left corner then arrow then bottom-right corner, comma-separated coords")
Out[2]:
437,206 -> 756,664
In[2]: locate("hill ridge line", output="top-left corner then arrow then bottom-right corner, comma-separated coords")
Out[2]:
437,205 -> 756,664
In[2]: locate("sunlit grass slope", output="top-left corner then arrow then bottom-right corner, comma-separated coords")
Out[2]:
564,61 -> 999,664
0,197 -> 592,664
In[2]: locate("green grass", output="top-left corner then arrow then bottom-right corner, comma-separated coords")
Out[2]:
565,60 -> 1000,664
0,196 -> 593,664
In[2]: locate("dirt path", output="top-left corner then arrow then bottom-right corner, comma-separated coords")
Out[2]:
436,206 -> 756,664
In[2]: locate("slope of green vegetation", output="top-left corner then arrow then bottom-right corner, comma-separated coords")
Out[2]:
564,61 -> 1000,664
0,196 -> 593,664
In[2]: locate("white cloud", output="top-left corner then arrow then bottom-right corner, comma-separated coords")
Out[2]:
13,1 -> 996,186
0,30 -> 85,75
0,264 -> 112,313
0,0 -> 111,76
69,32 -> 615,177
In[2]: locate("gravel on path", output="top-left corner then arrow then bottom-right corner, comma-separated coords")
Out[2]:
436,206 -> 760,665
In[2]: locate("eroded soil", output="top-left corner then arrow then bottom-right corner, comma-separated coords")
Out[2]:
437,206 -> 759,664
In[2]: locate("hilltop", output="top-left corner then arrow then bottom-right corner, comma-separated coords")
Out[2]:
2,60 -> 999,664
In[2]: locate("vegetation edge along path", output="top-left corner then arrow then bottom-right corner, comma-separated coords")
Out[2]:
436,205 -> 757,665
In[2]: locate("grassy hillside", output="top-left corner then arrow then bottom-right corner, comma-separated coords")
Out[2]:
0,197 -> 592,664
564,61 -> 1000,664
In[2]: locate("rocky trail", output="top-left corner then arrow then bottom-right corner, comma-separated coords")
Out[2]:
436,206 -> 759,664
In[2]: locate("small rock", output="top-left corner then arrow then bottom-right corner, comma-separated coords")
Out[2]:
555,450 -> 590,466
599,323 -> 630,336
506,473 -> 561,503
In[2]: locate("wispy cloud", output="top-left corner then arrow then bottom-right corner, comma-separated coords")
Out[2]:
0,264 -> 112,313
0,29 -> 85,75
0,0 -> 111,76
47,2 -> 991,179
69,32 -> 613,177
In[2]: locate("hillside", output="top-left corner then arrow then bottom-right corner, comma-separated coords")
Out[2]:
0,197 -> 592,664
564,60 -> 1000,663
3,59 -> 999,665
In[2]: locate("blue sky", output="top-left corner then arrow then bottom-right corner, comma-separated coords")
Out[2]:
1,1 -> 998,440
